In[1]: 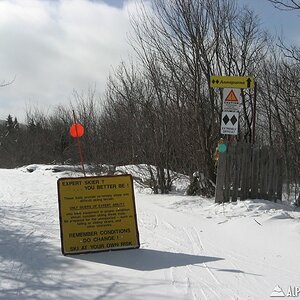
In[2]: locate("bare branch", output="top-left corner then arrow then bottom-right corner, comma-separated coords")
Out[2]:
268,0 -> 300,10
0,75 -> 16,87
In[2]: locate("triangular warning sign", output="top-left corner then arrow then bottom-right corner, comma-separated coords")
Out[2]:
225,90 -> 238,102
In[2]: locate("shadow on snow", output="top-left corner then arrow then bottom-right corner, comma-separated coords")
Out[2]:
0,205 -> 75,300
71,248 -> 224,271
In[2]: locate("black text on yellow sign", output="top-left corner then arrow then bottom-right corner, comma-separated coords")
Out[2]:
57,174 -> 140,255
210,75 -> 254,89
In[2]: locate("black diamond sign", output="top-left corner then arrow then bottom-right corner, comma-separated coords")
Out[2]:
223,114 -> 230,125
231,115 -> 237,125
221,111 -> 239,135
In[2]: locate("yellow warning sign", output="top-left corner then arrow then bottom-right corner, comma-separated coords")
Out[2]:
57,175 -> 140,255
210,75 -> 254,88
225,90 -> 238,102
223,88 -> 240,111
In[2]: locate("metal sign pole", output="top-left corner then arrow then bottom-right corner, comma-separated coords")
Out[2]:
252,82 -> 257,144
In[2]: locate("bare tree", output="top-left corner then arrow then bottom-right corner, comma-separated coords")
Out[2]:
126,0 -> 270,195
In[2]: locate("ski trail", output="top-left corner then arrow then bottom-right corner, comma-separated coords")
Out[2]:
139,197 -> 234,299
187,265 -> 222,300
181,227 -> 225,299
183,227 -> 221,286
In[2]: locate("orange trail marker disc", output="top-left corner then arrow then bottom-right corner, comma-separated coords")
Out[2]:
70,123 -> 84,138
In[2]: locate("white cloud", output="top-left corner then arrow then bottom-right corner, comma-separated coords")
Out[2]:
0,0 -> 137,121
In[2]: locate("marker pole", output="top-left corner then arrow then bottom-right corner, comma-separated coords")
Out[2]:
72,110 -> 86,177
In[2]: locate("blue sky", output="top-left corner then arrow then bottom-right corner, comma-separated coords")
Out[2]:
0,0 -> 299,122
102,0 -> 300,34
103,0 -> 300,44
238,0 -> 300,45
102,0 -> 123,8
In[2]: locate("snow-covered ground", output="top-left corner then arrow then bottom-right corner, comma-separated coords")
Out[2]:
0,165 -> 300,300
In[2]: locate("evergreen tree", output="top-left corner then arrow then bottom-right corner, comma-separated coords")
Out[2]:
13,117 -> 19,130
5,114 -> 14,132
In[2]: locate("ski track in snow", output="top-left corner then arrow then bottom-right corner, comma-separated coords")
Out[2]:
138,197 -> 239,299
0,167 -> 300,299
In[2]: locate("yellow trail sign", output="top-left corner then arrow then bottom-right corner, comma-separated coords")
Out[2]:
57,174 -> 140,255
210,75 -> 254,89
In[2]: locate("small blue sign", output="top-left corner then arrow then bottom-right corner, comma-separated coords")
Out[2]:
218,143 -> 227,153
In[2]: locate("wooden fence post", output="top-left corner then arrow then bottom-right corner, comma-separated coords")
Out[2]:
251,145 -> 259,199
231,143 -> 239,202
215,149 -> 227,203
